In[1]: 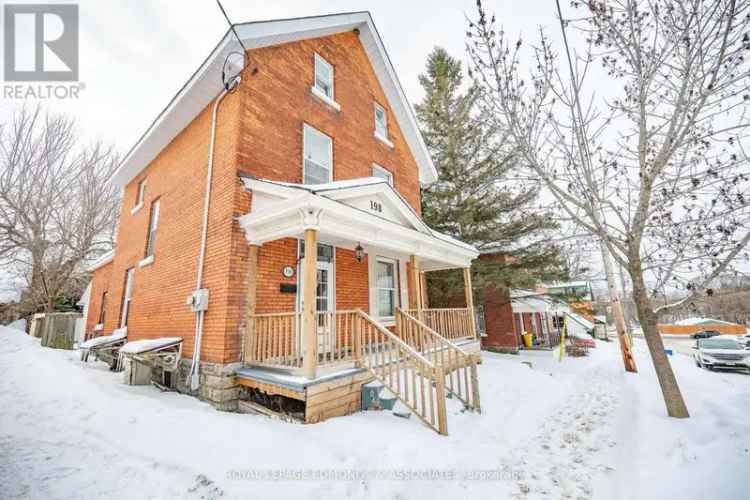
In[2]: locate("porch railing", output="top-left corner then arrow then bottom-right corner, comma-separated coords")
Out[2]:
246,311 -> 302,369
403,307 -> 476,342
396,309 -> 481,412
355,310 -> 448,434
246,310 -> 360,369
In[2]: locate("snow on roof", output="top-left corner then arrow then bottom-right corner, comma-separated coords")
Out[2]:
110,12 -> 438,189
85,250 -> 115,273
566,312 -> 594,330
545,281 -> 591,289
120,337 -> 182,355
674,317 -> 734,326
79,329 -> 127,349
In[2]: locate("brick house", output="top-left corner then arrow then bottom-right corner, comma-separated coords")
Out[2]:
84,13 -> 480,435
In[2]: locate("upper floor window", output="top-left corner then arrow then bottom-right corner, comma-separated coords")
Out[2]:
136,179 -> 146,207
372,163 -> 393,187
120,267 -> 135,328
303,124 -> 332,185
144,199 -> 160,258
98,291 -> 108,326
374,102 -> 388,138
314,53 -> 334,100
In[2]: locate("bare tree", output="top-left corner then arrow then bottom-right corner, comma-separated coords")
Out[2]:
0,105 -> 119,314
467,0 -> 750,417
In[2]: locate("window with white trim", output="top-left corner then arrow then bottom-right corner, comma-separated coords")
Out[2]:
372,163 -> 393,186
98,291 -> 108,326
375,258 -> 397,318
136,179 -> 146,207
144,199 -> 160,258
303,124 -> 333,184
314,53 -> 334,100
120,268 -> 135,328
374,102 -> 388,138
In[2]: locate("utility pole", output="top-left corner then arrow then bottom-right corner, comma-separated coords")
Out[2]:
555,0 -> 636,372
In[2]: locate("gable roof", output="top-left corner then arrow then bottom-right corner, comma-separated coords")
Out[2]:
110,12 -> 438,189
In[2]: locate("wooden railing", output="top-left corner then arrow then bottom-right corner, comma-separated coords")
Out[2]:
404,307 -> 476,342
396,309 -> 481,412
245,309 -> 467,435
316,310 -> 358,365
355,310 -> 448,435
246,311 -> 303,369
246,310 -> 361,369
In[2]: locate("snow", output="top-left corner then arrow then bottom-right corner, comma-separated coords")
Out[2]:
5,318 -> 26,331
119,337 -> 182,354
674,317 -> 733,326
79,329 -> 127,349
1,326 -> 748,499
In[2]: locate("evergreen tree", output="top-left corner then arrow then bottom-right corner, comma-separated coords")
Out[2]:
415,47 -> 562,302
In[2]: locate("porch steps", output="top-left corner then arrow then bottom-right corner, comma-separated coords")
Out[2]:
395,309 -> 482,414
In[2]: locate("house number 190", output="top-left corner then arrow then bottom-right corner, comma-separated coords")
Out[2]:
370,200 -> 383,213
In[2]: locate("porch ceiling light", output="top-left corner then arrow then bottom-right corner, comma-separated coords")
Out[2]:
355,243 -> 365,263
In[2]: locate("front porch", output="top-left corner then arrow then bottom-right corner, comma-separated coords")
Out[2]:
235,176 -> 481,434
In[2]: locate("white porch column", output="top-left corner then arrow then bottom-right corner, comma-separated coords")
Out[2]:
409,255 -> 421,311
302,228 -> 318,379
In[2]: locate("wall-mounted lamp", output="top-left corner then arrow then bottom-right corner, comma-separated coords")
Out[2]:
355,243 -> 364,263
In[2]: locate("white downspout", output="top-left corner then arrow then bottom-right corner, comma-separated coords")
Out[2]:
188,78 -> 239,391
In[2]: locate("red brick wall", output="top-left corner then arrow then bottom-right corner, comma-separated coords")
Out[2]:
235,31 -> 421,212
85,261 -> 114,336
86,31 -> 422,365
480,287 -> 520,349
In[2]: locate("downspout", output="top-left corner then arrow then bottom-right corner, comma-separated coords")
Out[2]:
187,77 -> 240,391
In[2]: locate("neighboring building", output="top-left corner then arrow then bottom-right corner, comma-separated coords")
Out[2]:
479,288 -> 571,351
84,13 -> 479,434
658,317 -> 747,336
539,281 -> 595,301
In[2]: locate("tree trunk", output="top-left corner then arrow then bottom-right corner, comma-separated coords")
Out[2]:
630,266 -> 690,418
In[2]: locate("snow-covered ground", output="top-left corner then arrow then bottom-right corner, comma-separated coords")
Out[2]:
0,326 -> 747,500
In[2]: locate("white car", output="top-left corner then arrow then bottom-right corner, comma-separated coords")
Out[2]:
738,334 -> 750,348
693,336 -> 750,371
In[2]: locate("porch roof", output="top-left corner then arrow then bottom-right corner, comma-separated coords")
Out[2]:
237,175 -> 478,271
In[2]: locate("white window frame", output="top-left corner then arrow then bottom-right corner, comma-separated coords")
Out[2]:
314,53 -> 334,99
374,102 -> 393,148
372,163 -> 394,187
120,268 -> 135,328
373,256 -> 398,321
131,179 -> 146,214
140,198 -> 160,267
302,123 -> 333,185
374,102 -> 388,137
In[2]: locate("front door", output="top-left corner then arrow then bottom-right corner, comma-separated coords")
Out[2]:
298,243 -> 335,353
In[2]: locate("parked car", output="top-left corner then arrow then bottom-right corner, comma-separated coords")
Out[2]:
738,334 -> 750,348
692,330 -> 721,339
693,337 -> 750,371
